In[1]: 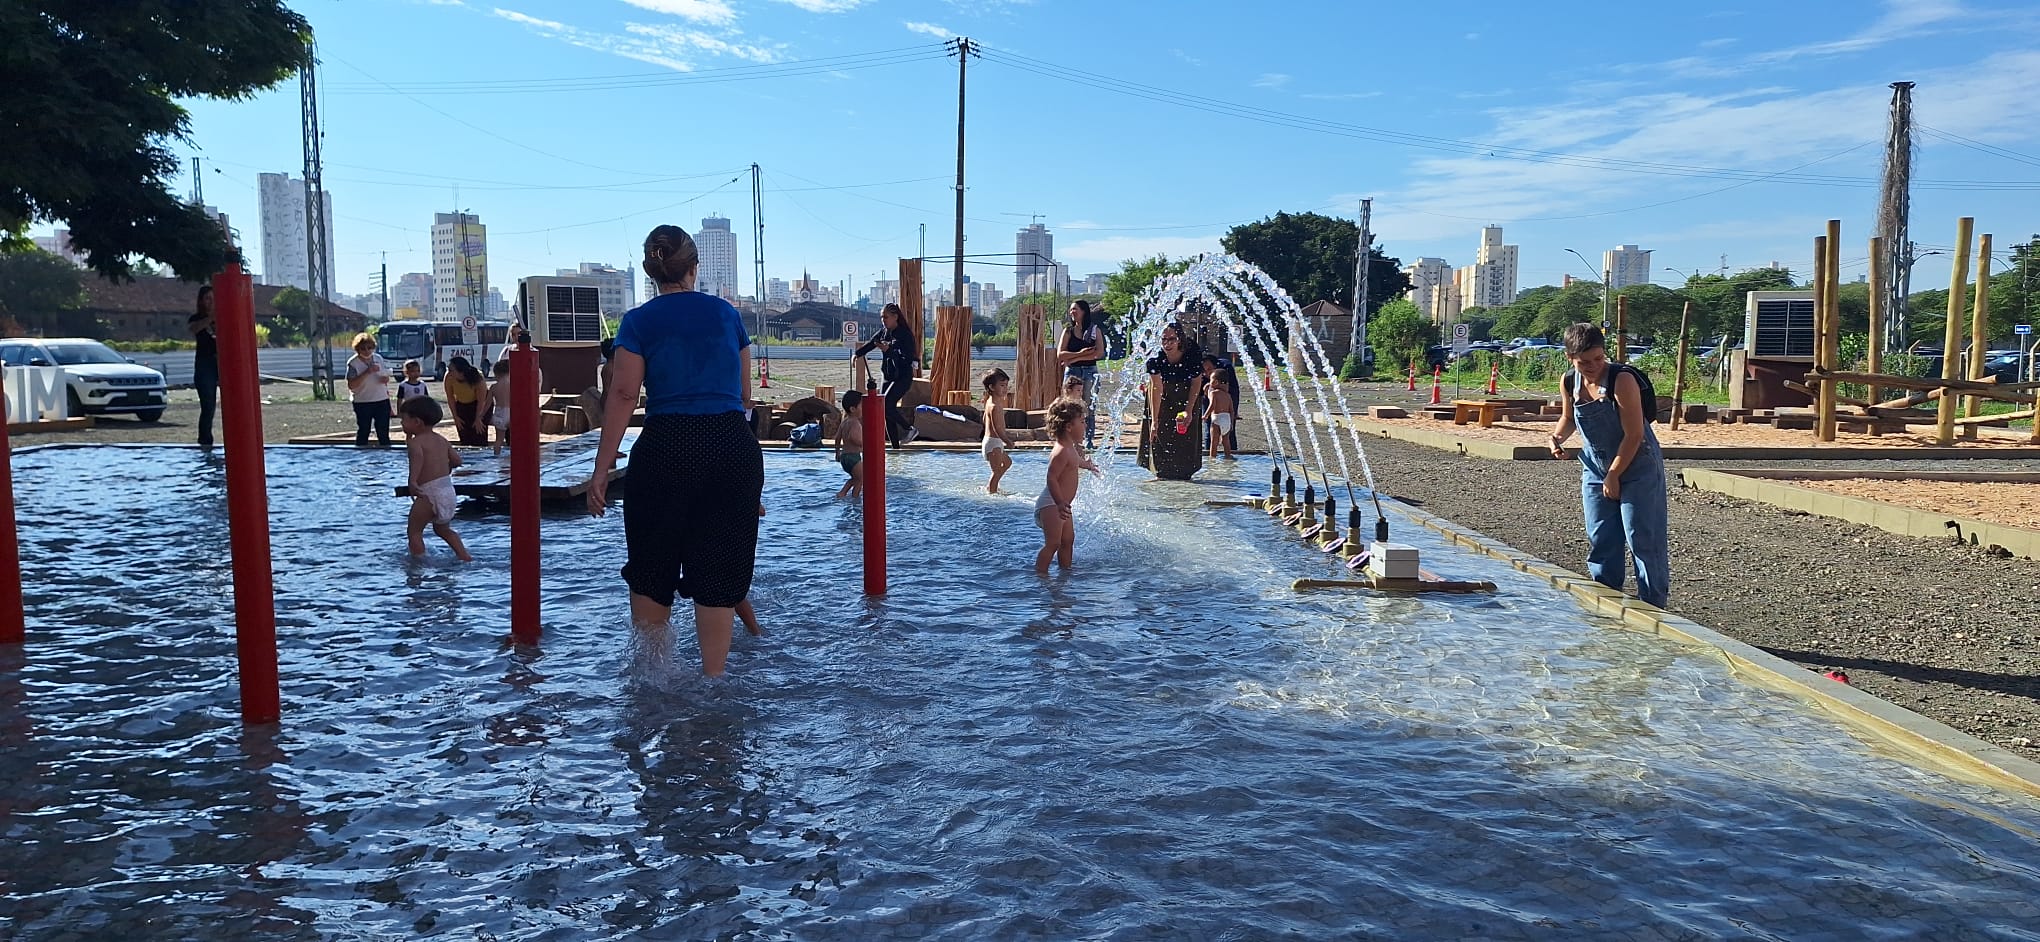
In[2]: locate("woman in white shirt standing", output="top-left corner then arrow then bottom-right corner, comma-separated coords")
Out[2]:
345,332 -> 393,447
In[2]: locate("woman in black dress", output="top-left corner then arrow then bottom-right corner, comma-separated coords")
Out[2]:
854,303 -> 919,449
1144,322 -> 1206,480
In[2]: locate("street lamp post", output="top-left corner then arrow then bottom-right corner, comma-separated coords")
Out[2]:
1565,248 -> 1612,330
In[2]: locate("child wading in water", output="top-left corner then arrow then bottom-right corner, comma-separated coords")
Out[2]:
488,357 -> 515,457
1034,397 -> 1100,574
1205,368 -> 1235,459
835,389 -> 865,500
981,368 -> 1015,493
399,396 -> 474,561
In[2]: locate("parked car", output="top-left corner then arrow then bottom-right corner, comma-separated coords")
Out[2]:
1507,341 -> 1562,357
0,337 -> 168,422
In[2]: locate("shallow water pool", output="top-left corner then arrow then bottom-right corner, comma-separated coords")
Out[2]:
3,445 -> 2039,940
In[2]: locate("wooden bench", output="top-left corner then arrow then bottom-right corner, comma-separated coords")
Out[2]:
1452,399 -> 1511,428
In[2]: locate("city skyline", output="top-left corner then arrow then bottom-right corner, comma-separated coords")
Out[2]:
22,0 -> 2040,313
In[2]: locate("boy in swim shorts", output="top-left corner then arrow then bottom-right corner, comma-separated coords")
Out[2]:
399,395 -> 473,561
835,389 -> 865,500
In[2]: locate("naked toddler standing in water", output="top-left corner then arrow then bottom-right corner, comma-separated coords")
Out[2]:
1034,397 -> 1099,574
399,396 -> 473,561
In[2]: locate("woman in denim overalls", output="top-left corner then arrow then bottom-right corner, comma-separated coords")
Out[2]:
1548,323 -> 1670,608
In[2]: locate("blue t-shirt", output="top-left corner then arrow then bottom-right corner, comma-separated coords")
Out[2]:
613,291 -> 751,415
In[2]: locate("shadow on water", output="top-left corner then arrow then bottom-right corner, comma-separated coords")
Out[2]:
4,446 -> 2040,939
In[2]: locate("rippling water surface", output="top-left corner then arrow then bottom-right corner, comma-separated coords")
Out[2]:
4,445 -> 2040,940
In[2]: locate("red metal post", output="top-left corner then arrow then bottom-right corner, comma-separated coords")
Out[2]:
214,265 -> 279,724
861,383 -> 886,595
0,385 -> 21,645
510,333 -> 541,643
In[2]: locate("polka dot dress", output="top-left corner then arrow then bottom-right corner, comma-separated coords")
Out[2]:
621,412 -> 764,608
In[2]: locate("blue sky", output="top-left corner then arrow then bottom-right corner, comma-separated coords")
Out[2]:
117,0 -> 2040,304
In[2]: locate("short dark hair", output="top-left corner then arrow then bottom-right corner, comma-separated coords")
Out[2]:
842,389 -> 863,411
398,394 -> 443,426
982,367 -> 1009,391
1563,323 -> 1606,356
1045,397 -> 1086,440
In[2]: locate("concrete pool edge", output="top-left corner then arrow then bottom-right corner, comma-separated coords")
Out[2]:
1680,467 -> 2040,561
1383,495 -> 2040,799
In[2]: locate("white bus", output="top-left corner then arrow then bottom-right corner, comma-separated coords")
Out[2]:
376,320 -> 515,379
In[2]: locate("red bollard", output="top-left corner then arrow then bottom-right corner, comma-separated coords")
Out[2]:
213,264 -> 279,724
1429,365 -> 1443,405
0,388 -> 21,645
861,382 -> 886,596
510,333 -> 541,644
1487,361 -> 1500,395
1262,368 -> 1271,392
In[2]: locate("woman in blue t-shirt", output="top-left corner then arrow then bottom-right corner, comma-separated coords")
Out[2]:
588,225 -> 764,677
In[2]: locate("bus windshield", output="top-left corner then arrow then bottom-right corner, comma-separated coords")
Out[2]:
378,324 -> 433,360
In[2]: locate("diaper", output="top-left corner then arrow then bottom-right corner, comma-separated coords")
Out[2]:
1212,412 -> 1234,434
981,436 -> 1006,458
417,475 -> 457,525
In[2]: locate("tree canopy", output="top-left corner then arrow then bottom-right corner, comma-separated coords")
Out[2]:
1365,298 -> 1436,372
0,2 -> 310,281
1221,211 -> 1410,312
0,249 -> 89,337
1100,254 -> 1191,321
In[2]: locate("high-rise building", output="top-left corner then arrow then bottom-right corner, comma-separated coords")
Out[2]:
1403,257 -> 1455,323
1604,244 -> 1652,290
764,278 -> 791,309
391,272 -> 434,318
558,263 -> 637,318
694,215 -> 739,300
1453,226 -> 1518,311
257,172 -> 334,291
485,287 -> 509,319
1083,273 -> 1110,296
431,212 -> 488,320
1015,223 -> 1054,295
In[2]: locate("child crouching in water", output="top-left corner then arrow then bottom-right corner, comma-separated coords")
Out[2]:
835,389 -> 865,500
399,396 -> 474,561
1034,397 -> 1100,574
981,368 -> 1015,493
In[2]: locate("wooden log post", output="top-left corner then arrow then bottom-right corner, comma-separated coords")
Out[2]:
1614,295 -> 1628,362
1014,304 -> 1051,410
1867,235 -> 1885,406
1812,233 -> 1832,441
1936,217 -> 1976,445
929,305 -> 973,408
1819,219 -> 1841,442
897,257 -> 924,375
1670,300 -> 1694,430
1966,234 -> 1994,418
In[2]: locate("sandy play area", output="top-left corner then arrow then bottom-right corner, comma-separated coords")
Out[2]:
1377,414 -> 2040,452
1785,478 -> 2040,532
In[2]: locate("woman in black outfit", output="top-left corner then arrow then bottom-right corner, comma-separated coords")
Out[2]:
188,286 -> 218,447
854,303 -> 919,449
1144,321 -> 1206,480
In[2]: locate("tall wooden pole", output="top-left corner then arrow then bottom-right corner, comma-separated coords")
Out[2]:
1670,301 -> 1693,430
1878,82 -> 1916,350
1818,220 -> 1841,441
1867,236 -> 1885,406
1812,234 -> 1829,428
1966,234 -> 1994,418
949,38 -> 976,319
1936,217 -> 1976,445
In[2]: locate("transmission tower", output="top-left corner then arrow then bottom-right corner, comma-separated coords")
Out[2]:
1877,81 -> 1916,352
302,41 -> 335,399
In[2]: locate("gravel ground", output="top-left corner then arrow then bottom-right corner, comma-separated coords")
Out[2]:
13,373 -> 2037,762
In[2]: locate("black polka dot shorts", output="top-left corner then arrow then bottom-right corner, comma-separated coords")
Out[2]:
622,412 -> 764,609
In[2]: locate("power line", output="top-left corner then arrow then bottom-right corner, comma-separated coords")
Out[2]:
326,45 -> 950,95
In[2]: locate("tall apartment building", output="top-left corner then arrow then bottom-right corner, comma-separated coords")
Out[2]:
694,215 -> 739,300
1453,226 -> 1519,312
558,263 -> 637,318
1082,273 -> 1110,296
257,172 -> 334,291
764,278 -> 791,309
1402,257 -> 1455,323
1604,244 -> 1653,289
1021,263 -> 1070,297
1015,223 -> 1054,295
390,272 -> 434,317
431,212 -> 488,320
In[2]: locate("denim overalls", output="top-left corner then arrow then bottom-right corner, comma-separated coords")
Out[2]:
1569,368 -> 1670,608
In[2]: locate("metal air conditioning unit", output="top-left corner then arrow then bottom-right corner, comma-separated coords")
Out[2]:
1744,290 -> 1816,360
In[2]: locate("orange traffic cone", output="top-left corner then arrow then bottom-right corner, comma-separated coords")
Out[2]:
1406,358 -> 1417,391
1263,368 -> 1272,392
1429,365 -> 1443,405
760,351 -> 771,388
1487,361 -> 1499,395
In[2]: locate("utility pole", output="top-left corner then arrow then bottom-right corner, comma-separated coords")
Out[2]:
189,157 -> 204,207
948,37 -> 979,316
1351,199 -> 1373,368
301,40 -> 334,400
751,163 -> 767,343
379,253 -> 389,322
1878,81 -> 1916,353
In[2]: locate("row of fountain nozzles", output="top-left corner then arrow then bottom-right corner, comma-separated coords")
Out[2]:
1245,468 -> 1418,578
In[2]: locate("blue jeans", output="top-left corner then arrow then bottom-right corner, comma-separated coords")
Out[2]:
1063,363 -> 1098,444
1580,461 -> 1670,608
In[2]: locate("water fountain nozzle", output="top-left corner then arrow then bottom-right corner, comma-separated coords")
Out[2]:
1376,515 -> 1390,543
1284,475 -> 1296,505
1271,465 -> 1282,493
1303,481 -> 1315,506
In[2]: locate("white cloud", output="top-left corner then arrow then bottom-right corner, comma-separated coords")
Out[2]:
1698,37 -> 1737,49
493,8 -> 563,30
1055,235 -> 1223,266
620,0 -> 737,26
490,8 -> 781,70
904,20 -> 954,38
1753,0 -> 1966,63
769,0 -> 868,12
1252,73 -> 1290,89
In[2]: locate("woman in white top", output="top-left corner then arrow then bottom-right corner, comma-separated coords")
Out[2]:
344,332 -> 392,446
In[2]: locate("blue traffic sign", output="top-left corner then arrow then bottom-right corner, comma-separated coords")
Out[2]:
2017,324 -> 2033,335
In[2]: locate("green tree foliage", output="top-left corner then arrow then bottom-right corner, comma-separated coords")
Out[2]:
1100,255 -> 1191,322
1532,283 -> 1607,339
1676,267 -> 1797,343
1365,298 -> 1437,373
1220,212 -> 1410,311
1610,284 -> 1687,341
0,3 -> 310,281
1490,285 -> 1562,341
267,286 -> 312,346
0,249 -> 90,336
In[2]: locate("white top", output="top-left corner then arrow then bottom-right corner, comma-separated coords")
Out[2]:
347,354 -> 391,403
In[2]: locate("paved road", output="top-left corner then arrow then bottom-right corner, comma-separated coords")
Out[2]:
134,344 -> 1020,386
